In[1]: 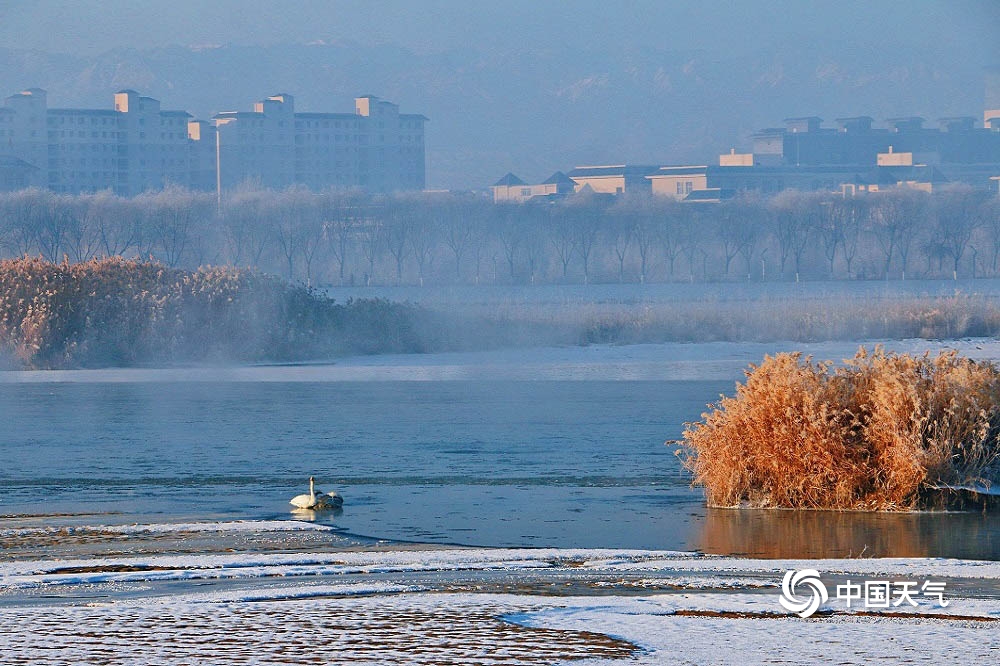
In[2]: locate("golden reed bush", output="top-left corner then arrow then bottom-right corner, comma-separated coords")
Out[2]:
682,347 -> 1000,510
0,256 -> 425,368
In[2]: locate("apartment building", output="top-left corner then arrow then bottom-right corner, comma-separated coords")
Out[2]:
0,88 -> 427,195
213,93 -> 425,192
0,88 -> 198,195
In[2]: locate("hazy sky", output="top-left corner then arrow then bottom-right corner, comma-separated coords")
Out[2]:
2,0 -> 999,189
1,0 -> 998,61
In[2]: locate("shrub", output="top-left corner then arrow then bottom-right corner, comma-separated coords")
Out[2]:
681,347 -> 1000,510
0,256 -> 424,368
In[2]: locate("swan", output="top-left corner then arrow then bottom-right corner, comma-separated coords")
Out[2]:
290,476 -> 344,510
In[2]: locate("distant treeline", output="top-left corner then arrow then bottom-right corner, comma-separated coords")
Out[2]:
0,256 -> 426,369
1,185 -> 998,286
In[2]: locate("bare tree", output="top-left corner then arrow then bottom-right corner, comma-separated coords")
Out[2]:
267,187 -> 326,284
297,195 -> 326,287
34,192 -> 82,262
520,205 -> 547,284
548,205 -> 575,280
839,197 -> 865,278
469,206 -> 493,285
768,191 -> 815,279
631,206 -> 657,283
0,189 -> 42,256
357,202 -> 383,285
657,200 -> 689,280
496,205 -> 523,282
714,201 -> 753,277
221,188 -> 275,268
606,198 -> 635,282
868,193 -> 901,278
145,187 -> 213,267
319,189 -> 365,284
568,197 -> 601,284
441,197 -> 474,282
680,211 -> 705,281
867,190 -> 929,280
82,192 -> 134,258
933,185 -> 983,277
407,195 -> 440,286
736,198 -> 765,279
62,194 -> 102,262
817,198 -> 843,278
381,196 -> 412,284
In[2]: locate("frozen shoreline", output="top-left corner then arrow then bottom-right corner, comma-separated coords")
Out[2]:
3,540 -> 1000,664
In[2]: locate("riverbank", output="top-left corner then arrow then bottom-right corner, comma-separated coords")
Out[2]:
3,539 -> 999,665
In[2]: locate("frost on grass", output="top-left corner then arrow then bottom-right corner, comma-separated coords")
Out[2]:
682,347 -> 1000,511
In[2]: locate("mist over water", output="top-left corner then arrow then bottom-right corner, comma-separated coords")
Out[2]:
0,373 -> 709,548
4,341 -> 1000,559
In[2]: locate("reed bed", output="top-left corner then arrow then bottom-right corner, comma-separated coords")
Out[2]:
0,256 -> 424,369
681,348 -> 1000,510
463,292 -> 1000,347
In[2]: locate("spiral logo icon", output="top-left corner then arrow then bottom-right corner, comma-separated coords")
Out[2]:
779,569 -> 828,618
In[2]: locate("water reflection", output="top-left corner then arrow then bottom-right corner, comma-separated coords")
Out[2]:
290,506 -> 344,521
699,507 -> 1000,559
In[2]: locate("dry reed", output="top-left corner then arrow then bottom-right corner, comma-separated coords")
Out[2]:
0,256 -> 425,368
681,347 -> 1000,510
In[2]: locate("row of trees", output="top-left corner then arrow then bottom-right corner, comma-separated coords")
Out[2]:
1,184 -> 998,285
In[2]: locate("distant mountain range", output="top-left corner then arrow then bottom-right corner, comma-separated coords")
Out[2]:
0,42 -> 989,189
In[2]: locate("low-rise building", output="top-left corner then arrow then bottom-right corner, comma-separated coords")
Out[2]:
491,171 -> 576,202
749,114 -> 1000,190
565,165 -> 658,195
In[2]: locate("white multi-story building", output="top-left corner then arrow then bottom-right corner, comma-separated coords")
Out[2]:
216,93 -> 426,192
0,88 -> 427,195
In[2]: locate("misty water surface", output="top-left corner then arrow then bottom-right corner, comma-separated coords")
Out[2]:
4,351 -> 1000,558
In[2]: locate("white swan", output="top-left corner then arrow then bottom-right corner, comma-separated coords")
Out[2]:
290,476 -> 344,510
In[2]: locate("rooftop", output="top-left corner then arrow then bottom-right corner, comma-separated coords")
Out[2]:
49,108 -> 118,116
542,171 -> 575,185
494,172 -> 526,187
568,165 -> 660,178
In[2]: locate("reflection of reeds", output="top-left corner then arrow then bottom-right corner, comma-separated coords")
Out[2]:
682,348 -> 1000,511
697,507 -> 997,559
700,508 -> 921,558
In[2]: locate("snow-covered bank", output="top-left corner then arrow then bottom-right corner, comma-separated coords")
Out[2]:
6,546 -> 1000,592
3,546 -> 1000,665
